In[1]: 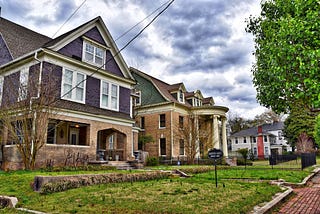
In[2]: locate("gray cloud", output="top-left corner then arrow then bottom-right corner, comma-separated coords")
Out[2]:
1,0 -> 263,119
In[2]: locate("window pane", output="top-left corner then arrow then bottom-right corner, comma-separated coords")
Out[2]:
111,85 -> 117,97
85,43 -> 94,53
64,70 -> 73,84
85,52 -> 94,62
111,97 -> 117,109
95,47 -> 104,65
63,84 -> 72,98
76,73 -> 84,88
75,88 -> 84,101
102,82 -> 109,94
95,56 -> 103,65
96,47 -> 103,57
102,94 -> 108,107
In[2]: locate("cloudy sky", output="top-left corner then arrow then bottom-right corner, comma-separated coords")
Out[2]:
0,0 -> 267,119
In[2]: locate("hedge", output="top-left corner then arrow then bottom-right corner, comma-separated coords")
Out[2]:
33,171 -> 170,194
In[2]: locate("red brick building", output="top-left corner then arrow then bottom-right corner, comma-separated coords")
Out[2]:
131,68 -> 229,161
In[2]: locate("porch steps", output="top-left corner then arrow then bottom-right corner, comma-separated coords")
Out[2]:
108,161 -> 136,170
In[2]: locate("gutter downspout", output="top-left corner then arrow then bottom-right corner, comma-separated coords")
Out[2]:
170,103 -> 175,163
30,50 -> 43,158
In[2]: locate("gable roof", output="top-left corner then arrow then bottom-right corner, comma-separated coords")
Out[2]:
130,67 -> 192,107
0,16 -> 134,81
231,122 -> 284,137
0,17 -> 51,59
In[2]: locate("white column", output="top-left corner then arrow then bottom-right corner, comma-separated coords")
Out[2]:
222,117 -> 228,157
195,115 -> 200,158
213,115 -> 220,149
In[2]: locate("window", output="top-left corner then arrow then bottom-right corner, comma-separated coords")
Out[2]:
0,76 -> 3,104
101,81 -> 119,111
264,135 -> 268,142
18,69 -> 29,101
109,135 -> 114,149
235,137 -> 238,144
62,68 -> 86,103
47,122 -> 56,144
69,128 -> 79,145
83,41 -> 105,67
135,91 -> 141,105
265,146 -> 269,155
253,147 -> 257,155
160,138 -> 166,155
278,131 -> 283,140
243,137 -> 247,143
178,90 -> 184,103
179,116 -> 184,129
179,139 -> 184,155
159,114 -> 166,128
194,98 -> 202,107
140,117 -> 145,129
253,136 -> 256,143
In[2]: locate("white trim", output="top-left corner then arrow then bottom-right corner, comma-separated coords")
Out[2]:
55,108 -> 134,127
0,75 -> 4,104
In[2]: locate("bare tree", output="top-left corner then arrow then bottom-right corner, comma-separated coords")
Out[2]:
295,132 -> 315,154
0,65 -> 59,170
175,113 -> 212,164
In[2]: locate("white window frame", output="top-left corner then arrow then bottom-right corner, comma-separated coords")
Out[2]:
18,68 -> 29,101
100,80 -> 119,111
61,68 -> 86,104
0,76 -> 4,104
178,90 -> 184,103
135,91 -> 141,106
159,114 -> 166,128
82,40 -> 106,68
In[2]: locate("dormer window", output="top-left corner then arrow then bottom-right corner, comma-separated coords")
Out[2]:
178,90 -> 184,103
83,40 -> 105,68
135,91 -> 141,106
193,97 -> 202,107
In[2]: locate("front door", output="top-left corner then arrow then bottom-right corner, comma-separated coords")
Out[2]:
70,128 -> 79,145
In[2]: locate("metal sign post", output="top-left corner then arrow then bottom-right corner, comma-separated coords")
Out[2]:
208,148 -> 223,188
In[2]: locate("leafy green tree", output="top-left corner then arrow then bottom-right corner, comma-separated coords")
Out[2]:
313,115 -> 320,149
283,105 -> 317,148
246,0 -> 320,113
138,134 -> 154,151
237,148 -> 249,169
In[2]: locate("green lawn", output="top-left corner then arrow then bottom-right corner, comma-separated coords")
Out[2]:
0,163 -> 317,214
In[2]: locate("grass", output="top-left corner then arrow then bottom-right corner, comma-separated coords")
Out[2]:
0,162 -> 318,214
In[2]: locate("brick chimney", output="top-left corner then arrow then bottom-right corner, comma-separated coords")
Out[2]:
257,126 -> 264,159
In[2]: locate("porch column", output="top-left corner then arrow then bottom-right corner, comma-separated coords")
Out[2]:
195,115 -> 200,158
212,115 -> 220,149
221,117 -> 228,157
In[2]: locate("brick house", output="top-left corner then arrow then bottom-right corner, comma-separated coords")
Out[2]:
131,68 -> 229,161
229,122 -> 292,158
0,16 -> 138,170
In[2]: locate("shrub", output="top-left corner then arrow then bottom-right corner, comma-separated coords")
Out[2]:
146,157 -> 159,166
